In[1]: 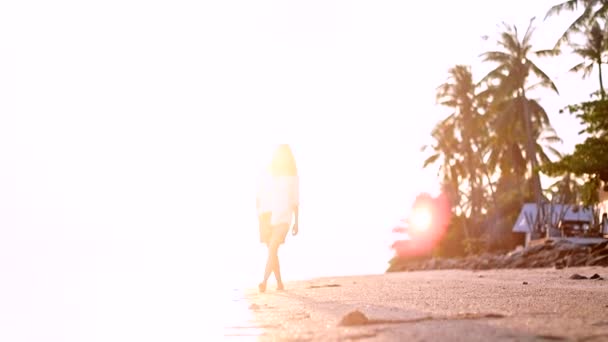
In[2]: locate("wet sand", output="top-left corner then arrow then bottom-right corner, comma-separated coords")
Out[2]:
227,267 -> 608,341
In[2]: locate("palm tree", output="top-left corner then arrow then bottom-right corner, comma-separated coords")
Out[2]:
545,0 -> 608,47
422,115 -> 463,188
568,19 -> 608,97
422,117 -> 472,237
546,172 -> 584,204
487,95 -> 562,162
480,19 -> 560,228
435,65 -> 486,217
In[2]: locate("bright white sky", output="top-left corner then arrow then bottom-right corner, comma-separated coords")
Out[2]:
0,1 -> 599,341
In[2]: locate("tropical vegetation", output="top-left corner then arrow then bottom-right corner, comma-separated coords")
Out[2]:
420,2 -> 608,257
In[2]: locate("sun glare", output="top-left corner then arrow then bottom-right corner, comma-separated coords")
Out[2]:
410,207 -> 432,230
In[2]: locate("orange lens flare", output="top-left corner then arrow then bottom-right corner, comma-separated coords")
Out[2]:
391,192 -> 451,258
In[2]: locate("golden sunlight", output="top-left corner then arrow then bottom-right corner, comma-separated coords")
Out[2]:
410,206 -> 432,231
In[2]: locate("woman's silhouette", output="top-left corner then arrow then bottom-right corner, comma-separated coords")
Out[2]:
256,144 -> 299,292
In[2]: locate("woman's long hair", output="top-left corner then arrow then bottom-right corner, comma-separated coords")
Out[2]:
270,144 -> 298,176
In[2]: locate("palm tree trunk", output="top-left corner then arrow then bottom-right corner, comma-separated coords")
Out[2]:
474,142 -> 498,205
461,119 -> 479,219
521,89 -> 544,236
480,158 -> 500,227
456,203 -> 471,254
598,61 -> 605,99
466,148 -> 480,218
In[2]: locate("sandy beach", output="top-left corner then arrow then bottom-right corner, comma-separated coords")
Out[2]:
228,267 -> 608,341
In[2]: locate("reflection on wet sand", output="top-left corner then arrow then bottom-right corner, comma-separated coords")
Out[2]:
222,288 -> 263,340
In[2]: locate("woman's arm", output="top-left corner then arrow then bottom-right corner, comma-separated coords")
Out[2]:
292,206 -> 299,235
292,177 -> 299,235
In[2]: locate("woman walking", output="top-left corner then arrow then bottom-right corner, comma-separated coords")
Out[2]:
256,144 -> 299,292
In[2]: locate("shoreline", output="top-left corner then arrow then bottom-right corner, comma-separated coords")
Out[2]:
387,239 -> 608,272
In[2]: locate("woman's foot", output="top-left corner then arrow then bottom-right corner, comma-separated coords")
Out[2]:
277,282 -> 284,291
258,282 -> 267,293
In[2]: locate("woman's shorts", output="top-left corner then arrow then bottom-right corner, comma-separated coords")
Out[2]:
259,212 -> 272,244
269,223 -> 290,246
259,213 -> 289,245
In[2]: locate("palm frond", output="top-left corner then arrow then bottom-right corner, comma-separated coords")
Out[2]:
544,0 -> 580,20
554,6 -> 595,48
535,49 -> 561,57
542,134 -> 563,144
583,63 -> 595,78
569,61 -> 589,73
588,3 -> 608,22
527,99 -> 551,126
529,62 -> 559,94
545,146 -> 564,159
423,154 -> 441,168
479,65 -> 508,86
572,47 -> 598,59
498,24 -> 521,53
522,17 -> 537,47
479,51 -> 512,64
536,147 -> 553,164
526,81 -> 548,92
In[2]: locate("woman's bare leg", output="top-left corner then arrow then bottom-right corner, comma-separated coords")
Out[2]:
263,243 -> 278,283
260,224 -> 288,292
273,246 -> 283,289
